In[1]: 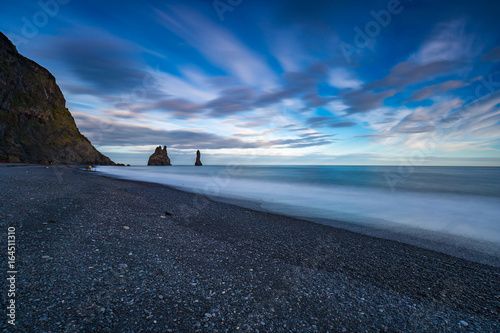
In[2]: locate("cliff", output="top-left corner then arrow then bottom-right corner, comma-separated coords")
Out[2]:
0,32 -> 114,164
148,145 -> 171,166
195,150 -> 203,166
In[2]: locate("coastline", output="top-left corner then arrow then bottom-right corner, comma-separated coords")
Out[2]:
211,194 -> 500,268
1,164 -> 499,331
97,165 -> 500,268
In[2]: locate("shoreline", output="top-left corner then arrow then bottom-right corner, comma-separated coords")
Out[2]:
210,195 -> 500,268
96,165 -> 500,268
1,164 -> 499,331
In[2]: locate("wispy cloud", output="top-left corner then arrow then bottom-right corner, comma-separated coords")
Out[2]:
481,46 -> 500,62
74,112 -> 336,150
340,88 -> 396,114
328,67 -> 363,89
306,117 -> 357,128
406,80 -> 469,102
410,19 -> 480,65
156,6 -> 277,89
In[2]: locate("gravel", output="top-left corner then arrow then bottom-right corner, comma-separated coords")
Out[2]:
0,164 -> 499,332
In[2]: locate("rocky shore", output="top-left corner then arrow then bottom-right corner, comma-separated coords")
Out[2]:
0,164 -> 499,332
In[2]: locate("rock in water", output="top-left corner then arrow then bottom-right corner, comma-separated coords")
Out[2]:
148,145 -> 171,165
0,32 -> 114,165
195,150 -> 203,166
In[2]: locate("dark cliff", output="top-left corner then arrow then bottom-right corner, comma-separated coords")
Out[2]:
147,145 -> 171,166
0,32 -> 114,164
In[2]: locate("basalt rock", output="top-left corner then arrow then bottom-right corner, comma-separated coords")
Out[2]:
148,145 -> 171,166
0,32 -> 114,164
195,150 -> 203,166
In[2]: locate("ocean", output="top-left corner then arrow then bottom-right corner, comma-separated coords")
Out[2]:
97,165 -> 500,262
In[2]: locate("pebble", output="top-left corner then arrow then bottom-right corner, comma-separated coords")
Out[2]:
459,320 -> 469,326
123,226 -> 130,230
41,255 -> 53,261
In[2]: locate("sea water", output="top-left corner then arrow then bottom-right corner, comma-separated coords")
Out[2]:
97,165 -> 500,263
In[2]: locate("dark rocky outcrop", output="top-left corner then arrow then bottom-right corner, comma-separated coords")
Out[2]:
195,150 -> 203,166
0,32 -> 114,164
148,145 -> 171,166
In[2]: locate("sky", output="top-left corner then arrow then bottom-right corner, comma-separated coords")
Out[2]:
1,0 -> 500,165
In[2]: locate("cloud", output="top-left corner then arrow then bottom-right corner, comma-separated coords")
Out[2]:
395,125 -> 435,134
143,69 -> 217,103
205,86 -> 258,117
156,6 -> 277,88
73,112 -> 260,149
35,30 -> 154,96
264,137 -> 335,149
363,89 -> 500,154
103,109 -> 141,119
328,67 -> 363,89
443,90 -> 500,140
306,117 -> 357,128
367,60 -> 460,90
355,133 -> 395,139
340,89 -> 396,113
29,28 -> 219,120
481,46 -> 500,62
267,29 -> 313,72
334,19 -> 482,117
338,58 -> 461,115
253,63 -> 331,111
234,120 -> 268,128
234,129 -> 279,137
410,19 -> 479,65
125,98 -> 204,119
302,92 -> 335,108
116,61 -> 333,118
390,98 -> 464,132
73,112 -> 336,150
406,80 -> 469,102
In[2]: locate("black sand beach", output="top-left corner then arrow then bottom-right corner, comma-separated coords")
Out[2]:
1,164 -> 499,332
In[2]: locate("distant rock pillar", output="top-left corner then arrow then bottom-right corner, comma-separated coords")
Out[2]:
195,150 -> 203,166
147,145 -> 172,165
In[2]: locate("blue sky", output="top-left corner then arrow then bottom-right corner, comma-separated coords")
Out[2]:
2,0 -> 500,165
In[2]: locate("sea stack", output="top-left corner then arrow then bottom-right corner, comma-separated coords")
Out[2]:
147,145 -> 171,165
195,150 -> 203,166
0,32 -> 114,164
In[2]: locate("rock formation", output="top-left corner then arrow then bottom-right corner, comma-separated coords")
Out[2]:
0,32 -> 114,164
195,150 -> 203,166
148,145 -> 171,166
